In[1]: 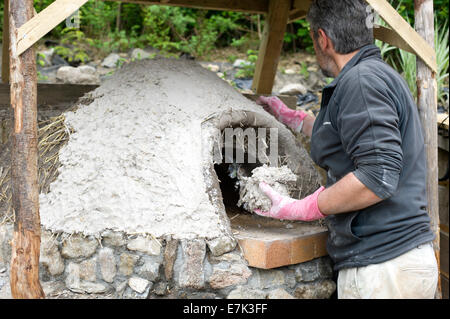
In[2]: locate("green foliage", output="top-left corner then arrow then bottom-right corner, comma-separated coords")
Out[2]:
293,20 -> 315,54
141,6 -> 256,58
299,61 -> 310,79
235,49 -> 258,79
54,28 -> 93,64
377,16 -> 449,105
435,19 -> 449,105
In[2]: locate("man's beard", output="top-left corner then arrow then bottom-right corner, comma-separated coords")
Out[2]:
316,46 -> 335,78
320,67 -> 334,78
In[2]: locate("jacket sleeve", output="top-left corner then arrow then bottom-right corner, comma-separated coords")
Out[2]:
335,72 -> 403,200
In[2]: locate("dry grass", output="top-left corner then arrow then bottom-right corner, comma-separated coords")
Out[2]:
0,114 -> 73,224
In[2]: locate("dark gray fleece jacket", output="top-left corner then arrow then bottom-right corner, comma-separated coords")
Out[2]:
310,44 -> 434,271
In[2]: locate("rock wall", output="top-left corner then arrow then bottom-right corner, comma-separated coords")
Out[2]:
0,224 -> 336,299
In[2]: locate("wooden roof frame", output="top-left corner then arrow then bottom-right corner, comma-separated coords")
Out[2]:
1,0 -> 442,299
2,0 -> 438,92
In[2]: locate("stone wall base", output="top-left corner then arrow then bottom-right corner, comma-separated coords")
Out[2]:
0,224 -> 336,299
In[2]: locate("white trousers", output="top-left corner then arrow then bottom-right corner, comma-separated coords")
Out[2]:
337,242 -> 438,299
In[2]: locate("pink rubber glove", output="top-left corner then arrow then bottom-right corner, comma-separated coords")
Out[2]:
256,96 -> 308,133
254,182 -> 326,221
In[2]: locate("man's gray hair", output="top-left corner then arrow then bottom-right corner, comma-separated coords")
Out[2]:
307,0 -> 374,54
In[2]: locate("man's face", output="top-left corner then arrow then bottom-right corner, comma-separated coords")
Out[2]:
310,29 -> 335,78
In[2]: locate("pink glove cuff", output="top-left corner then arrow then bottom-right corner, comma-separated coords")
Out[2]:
257,96 -> 307,132
284,186 -> 326,221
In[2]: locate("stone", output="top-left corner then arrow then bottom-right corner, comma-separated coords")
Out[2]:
37,48 -> 54,67
40,231 -> 65,276
293,279 -> 336,299
208,263 -> 252,289
248,269 -> 286,289
77,65 -> 96,75
164,239 -> 179,280
128,276 -> 150,294
136,256 -> 161,282
292,257 -> 333,283
65,262 -> 107,294
279,83 -> 308,96
204,64 -> 220,73
207,236 -> 237,257
98,247 -> 116,283
153,281 -> 168,296
119,253 -> 139,276
227,286 -> 267,299
284,68 -> 297,75
0,223 -> 13,267
56,66 -> 100,84
123,284 -> 152,299
102,230 -> 126,247
79,257 -> 97,282
65,262 -> 81,291
177,239 -> 206,289
127,236 -> 161,255
233,59 -> 252,68
51,54 -> 68,66
267,288 -> 295,299
293,259 -> 320,283
208,250 -> 245,264
79,282 -> 108,294
101,53 -> 121,68
131,48 -> 153,60
61,235 -> 98,258
115,280 -> 128,296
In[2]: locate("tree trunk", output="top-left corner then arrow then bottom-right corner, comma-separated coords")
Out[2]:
9,0 -> 45,299
414,0 -> 441,299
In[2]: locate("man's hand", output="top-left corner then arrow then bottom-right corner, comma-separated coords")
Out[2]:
254,182 -> 326,221
256,96 -> 307,133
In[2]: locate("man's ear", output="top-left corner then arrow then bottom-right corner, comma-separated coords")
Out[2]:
317,28 -> 329,51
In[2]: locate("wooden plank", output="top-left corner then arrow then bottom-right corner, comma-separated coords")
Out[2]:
365,0 -> 437,73
9,0 -> 45,299
109,0 -> 269,13
229,212 -> 328,269
292,0 -> 312,12
1,0 -> 10,83
373,24 -> 415,54
288,9 -> 307,24
415,0 -> 441,299
16,0 -> 89,56
252,0 -> 291,95
0,83 -> 99,108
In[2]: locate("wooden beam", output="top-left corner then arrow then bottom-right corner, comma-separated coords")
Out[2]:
0,83 -> 99,108
109,0 -> 269,13
373,24 -> 415,54
16,0 -> 89,56
288,9 -> 307,24
1,0 -> 9,83
292,0 -> 312,12
414,0 -> 441,299
365,0 -> 437,73
9,0 -> 45,299
252,0 -> 291,95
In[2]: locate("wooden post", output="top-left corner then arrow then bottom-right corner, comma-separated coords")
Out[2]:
252,0 -> 291,95
2,0 -> 9,83
9,0 -> 45,299
414,0 -> 441,299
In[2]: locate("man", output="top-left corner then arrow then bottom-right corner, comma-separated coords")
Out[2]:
256,0 -> 438,299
